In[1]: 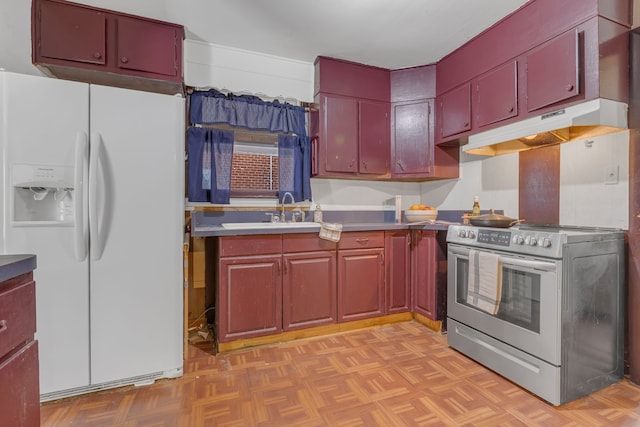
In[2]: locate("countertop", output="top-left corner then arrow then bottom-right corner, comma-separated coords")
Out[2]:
0,254 -> 37,283
192,221 -> 450,237
188,209 -> 498,237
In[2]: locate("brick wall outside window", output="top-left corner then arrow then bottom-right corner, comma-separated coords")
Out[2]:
231,153 -> 279,190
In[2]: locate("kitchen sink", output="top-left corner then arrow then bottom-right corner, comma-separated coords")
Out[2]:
221,222 -> 321,230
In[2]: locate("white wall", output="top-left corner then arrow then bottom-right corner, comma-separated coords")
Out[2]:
421,151 -> 520,218
419,131 -> 630,229
559,131 -> 629,228
184,40 -> 314,103
0,0 -> 37,74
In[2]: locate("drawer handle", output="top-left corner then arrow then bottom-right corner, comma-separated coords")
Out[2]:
0,320 -> 7,334
355,238 -> 369,244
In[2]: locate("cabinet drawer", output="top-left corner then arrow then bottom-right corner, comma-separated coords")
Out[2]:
219,235 -> 282,257
338,231 -> 385,250
283,233 -> 337,253
0,278 -> 36,358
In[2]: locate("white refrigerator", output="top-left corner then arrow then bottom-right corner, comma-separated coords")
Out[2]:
0,71 -> 184,400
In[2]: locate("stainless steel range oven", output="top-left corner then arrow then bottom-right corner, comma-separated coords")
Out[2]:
446,224 -> 624,406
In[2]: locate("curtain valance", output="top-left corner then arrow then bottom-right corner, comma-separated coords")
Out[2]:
190,89 -> 307,137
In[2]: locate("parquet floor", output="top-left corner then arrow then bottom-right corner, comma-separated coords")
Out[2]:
41,321 -> 640,426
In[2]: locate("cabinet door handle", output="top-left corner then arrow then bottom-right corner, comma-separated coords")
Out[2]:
508,106 -> 514,113
120,56 -> 129,64
380,252 -> 384,265
93,52 -> 102,59
362,161 -> 367,171
566,84 -> 574,92
349,160 -> 355,169
0,320 -> 7,334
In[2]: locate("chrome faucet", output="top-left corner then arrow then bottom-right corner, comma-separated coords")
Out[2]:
280,191 -> 295,222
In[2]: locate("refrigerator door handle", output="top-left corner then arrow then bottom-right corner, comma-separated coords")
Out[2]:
74,131 -> 89,261
89,132 -> 108,261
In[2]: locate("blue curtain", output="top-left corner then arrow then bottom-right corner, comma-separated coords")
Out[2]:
190,89 -> 307,136
187,127 -> 235,204
278,135 -> 312,202
189,89 -> 312,203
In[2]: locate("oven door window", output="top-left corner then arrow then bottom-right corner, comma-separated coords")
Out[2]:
456,259 -> 541,333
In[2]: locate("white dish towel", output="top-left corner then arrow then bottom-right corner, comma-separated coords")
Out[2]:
466,249 -> 503,315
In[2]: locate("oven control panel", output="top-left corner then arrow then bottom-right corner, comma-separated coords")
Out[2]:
477,229 -> 511,246
447,225 -> 563,258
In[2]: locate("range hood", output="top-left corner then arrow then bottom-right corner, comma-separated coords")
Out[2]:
464,98 -> 628,156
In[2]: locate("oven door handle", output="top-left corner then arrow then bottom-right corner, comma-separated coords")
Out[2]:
448,246 -> 557,272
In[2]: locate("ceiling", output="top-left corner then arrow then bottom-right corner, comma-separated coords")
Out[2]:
79,0 -> 531,70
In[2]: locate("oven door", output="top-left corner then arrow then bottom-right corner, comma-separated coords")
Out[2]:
447,243 -> 561,365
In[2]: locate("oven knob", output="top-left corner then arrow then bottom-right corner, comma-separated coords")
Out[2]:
541,238 -> 552,248
458,230 -> 467,238
529,237 -> 538,246
513,235 -> 524,245
467,231 -> 476,239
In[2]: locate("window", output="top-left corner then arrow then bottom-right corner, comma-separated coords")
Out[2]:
226,128 -> 281,198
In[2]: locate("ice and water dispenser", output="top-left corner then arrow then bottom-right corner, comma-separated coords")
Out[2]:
13,164 -> 76,224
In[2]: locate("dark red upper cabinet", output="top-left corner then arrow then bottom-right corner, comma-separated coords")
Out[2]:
32,0 -> 184,95
526,29 -> 580,112
438,83 -> 471,139
475,61 -> 518,128
38,0 -> 106,65
322,94 -> 359,173
312,57 -> 391,178
116,16 -> 179,77
359,100 -> 390,175
391,100 -> 431,176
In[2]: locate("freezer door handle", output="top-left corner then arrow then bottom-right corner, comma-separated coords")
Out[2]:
74,131 -> 88,261
89,132 -> 107,261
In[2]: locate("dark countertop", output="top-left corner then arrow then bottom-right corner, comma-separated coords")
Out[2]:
0,254 -> 37,283
191,221 -> 450,237
188,209 -> 507,237
190,208 -> 457,237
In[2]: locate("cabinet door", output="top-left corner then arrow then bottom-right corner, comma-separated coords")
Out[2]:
217,255 -> 282,342
438,83 -> 472,139
391,99 -> 432,176
385,231 -> 411,313
359,100 -> 389,174
412,230 -> 438,319
526,29 -> 579,112
283,251 -> 337,331
116,16 -> 180,77
38,0 -> 107,65
338,248 -> 385,322
323,94 -> 358,173
476,61 -> 518,128
0,341 -> 40,427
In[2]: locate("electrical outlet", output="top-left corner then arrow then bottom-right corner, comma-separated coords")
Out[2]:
604,165 -> 619,185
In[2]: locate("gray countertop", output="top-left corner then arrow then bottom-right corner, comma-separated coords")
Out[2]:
0,254 -> 37,283
187,209 -> 476,237
191,221 -> 450,237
